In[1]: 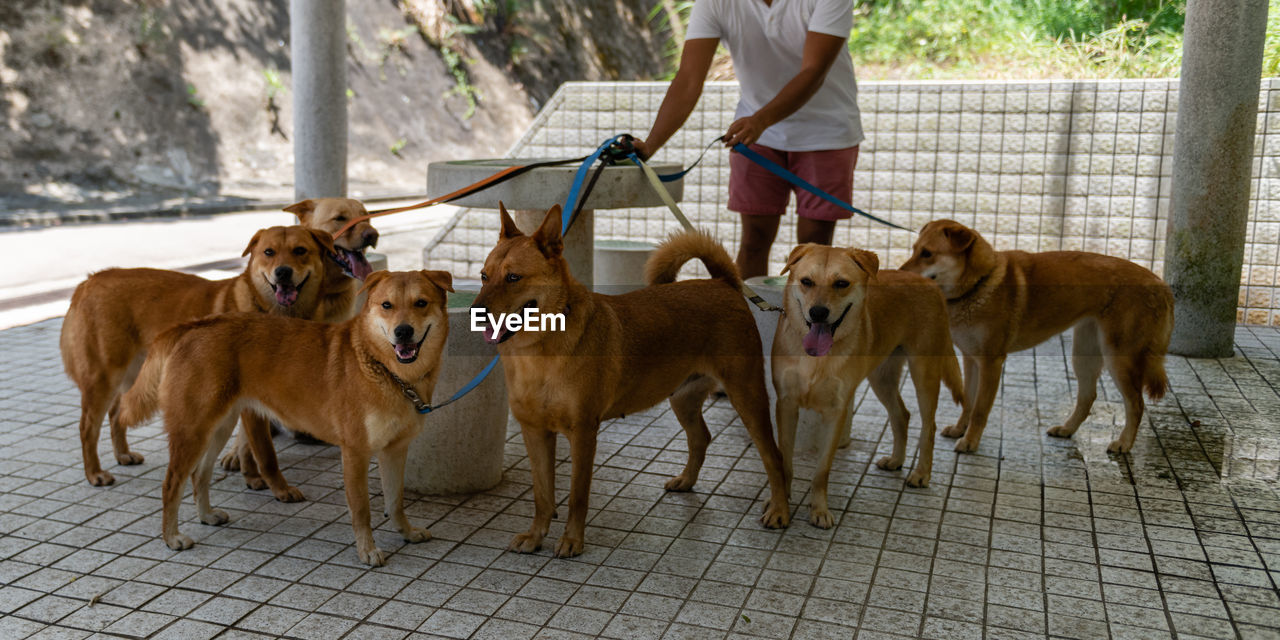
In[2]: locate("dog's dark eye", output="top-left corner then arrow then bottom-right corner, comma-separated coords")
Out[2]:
480,272 -> 489,282
381,301 -> 392,309
920,249 -> 932,259
264,248 -> 276,257
833,280 -> 850,289
506,273 -> 522,283
414,299 -> 428,308
335,216 -> 347,222
292,246 -> 307,256
800,278 -> 814,288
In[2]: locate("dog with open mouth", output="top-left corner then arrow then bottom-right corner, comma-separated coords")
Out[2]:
472,204 -> 791,558
900,219 -> 1173,454
117,269 -> 452,566
772,244 -> 964,528
60,225 -> 333,488
218,198 -> 382,490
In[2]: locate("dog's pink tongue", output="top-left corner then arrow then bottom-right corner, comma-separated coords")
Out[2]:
394,343 -> 418,360
347,250 -> 373,281
803,322 -> 834,357
275,286 -> 298,307
482,325 -> 501,345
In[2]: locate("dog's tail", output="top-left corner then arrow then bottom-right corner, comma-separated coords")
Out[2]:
942,352 -> 964,406
1140,284 -> 1174,402
645,229 -> 742,289
116,325 -> 186,429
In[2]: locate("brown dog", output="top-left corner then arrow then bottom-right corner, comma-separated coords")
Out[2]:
772,244 -> 963,527
472,205 -> 790,558
219,198 -> 381,487
283,197 -> 379,323
900,219 -> 1173,454
118,270 -> 452,566
60,225 -> 334,487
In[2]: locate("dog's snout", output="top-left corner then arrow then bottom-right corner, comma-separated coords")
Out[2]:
393,324 -> 415,342
274,266 -> 293,282
808,305 -> 830,322
362,229 -> 379,249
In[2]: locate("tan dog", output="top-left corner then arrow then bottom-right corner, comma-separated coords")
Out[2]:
900,219 -> 1173,453
219,198 -> 381,487
117,270 -> 452,566
772,244 -> 963,527
473,205 -> 790,558
283,197 -> 379,323
60,225 -> 333,487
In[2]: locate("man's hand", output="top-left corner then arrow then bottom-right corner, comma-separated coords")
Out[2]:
631,139 -> 652,161
724,115 -> 768,147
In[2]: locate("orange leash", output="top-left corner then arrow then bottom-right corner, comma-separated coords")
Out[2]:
332,164 -> 528,240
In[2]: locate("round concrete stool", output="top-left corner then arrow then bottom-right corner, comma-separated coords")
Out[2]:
595,239 -> 656,294
746,275 -> 853,454
403,290 -> 508,495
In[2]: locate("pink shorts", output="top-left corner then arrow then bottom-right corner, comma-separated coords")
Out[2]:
728,144 -> 860,221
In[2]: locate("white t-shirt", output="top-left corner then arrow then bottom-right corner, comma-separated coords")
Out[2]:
687,0 -> 864,151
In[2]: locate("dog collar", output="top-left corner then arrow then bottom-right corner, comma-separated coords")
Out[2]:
369,359 -> 431,413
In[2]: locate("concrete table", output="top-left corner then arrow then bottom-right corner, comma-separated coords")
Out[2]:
427,159 -> 684,287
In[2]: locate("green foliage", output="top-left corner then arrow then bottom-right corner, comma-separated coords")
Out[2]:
185,83 -> 205,109
390,138 -> 407,156
1265,0 -> 1280,76
263,67 -> 285,100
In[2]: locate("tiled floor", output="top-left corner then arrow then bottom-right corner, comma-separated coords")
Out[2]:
2,317 -> 1279,639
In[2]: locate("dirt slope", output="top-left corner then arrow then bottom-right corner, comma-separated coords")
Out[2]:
0,0 -> 668,213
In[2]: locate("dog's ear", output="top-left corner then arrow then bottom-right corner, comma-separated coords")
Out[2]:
846,248 -> 880,278
781,244 -> 816,275
941,222 -> 977,252
421,270 -> 454,294
532,205 -> 564,257
242,229 -> 266,257
306,228 -> 337,256
357,270 -> 392,297
499,202 -> 523,240
283,199 -> 316,223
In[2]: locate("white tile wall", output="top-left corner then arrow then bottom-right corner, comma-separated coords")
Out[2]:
427,79 -> 1280,325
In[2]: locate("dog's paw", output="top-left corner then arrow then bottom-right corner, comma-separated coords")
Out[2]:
809,508 -> 835,529
1046,425 -> 1075,438
403,527 -> 431,544
86,470 -> 115,487
358,546 -> 388,567
664,475 -> 696,492
941,423 -> 967,439
165,534 -> 194,551
760,503 -> 790,529
243,476 -> 267,491
953,437 -> 979,453
1106,439 -> 1132,454
553,536 -> 584,558
273,486 -> 305,503
508,532 -> 543,554
200,508 -> 230,526
218,451 -> 241,471
116,451 -> 144,466
906,471 -> 930,488
875,455 -> 903,471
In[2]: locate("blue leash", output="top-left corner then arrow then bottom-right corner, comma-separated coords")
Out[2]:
729,142 -> 912,232
418,137 -> 620,414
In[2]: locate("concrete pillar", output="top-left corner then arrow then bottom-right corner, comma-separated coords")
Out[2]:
1164,0 -> 1268,357
291,0 -> 347,199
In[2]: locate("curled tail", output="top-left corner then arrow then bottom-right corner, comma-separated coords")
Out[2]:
645,229 -> 742,289
116,326 -> 186,428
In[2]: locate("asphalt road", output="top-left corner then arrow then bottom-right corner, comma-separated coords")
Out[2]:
0,202 -> 457,329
